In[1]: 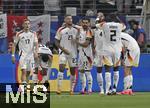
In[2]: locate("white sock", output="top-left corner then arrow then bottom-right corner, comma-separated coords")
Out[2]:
57,72 -> 64,90
32,74 -> 38,83
113,71 -> 119,92
80,72 -> 86,92
22,80 -> 27,84
129,75 -> 133,89
105,72 -> 111,94
85,71 -> 93,92
124,76 -> 130,90
97,73 -> 104,92
70,75 -> 76,92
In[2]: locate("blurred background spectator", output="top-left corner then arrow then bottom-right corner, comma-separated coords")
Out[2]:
44,0 -> 60,16
129,19 -> 146,52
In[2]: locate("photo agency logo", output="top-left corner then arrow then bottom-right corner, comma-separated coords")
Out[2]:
0,83 -> 50,108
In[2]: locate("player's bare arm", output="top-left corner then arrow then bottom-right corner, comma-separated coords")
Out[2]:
55,39 -> 70,55
34,41 -> 39,59
11,42 -> 16,64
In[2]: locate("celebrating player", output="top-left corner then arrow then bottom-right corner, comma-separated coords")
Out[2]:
96,13 -> 125,95
11,19 -> 39,93
94,12 -> 105,95
55,15 -> 79,95
74,18 -> 93,94
32,38 -> 53,92
120,32 -> 140,95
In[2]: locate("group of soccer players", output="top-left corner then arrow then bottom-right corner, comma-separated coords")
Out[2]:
55,13 -> 140,95
11,12 -> 140,96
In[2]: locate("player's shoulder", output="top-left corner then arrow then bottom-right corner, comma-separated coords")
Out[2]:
16,30 -> 24,37
57,26 -> 66,32
72,25 -> 81,31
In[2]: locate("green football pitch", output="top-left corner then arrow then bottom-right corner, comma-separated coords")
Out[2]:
50,92 -> 150,108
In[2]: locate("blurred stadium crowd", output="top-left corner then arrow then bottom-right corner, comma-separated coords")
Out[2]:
0,0 -> 144,16
0,0 -> 149,54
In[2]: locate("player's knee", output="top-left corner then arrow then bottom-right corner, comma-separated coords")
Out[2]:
34,68 -> 38,74
114,66 -> 119,71
59,64 -> 65,72
70,67 -> 76,75
97,67 -> 102,73
104,65 -> 111,72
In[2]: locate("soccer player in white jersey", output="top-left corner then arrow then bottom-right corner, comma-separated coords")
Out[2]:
94,12 -> 105,95
55,15 -> 79,95
32,38 -> 53,90
73,18 -> 93,94
96,13 -> 125,95
120,32 -> 140,95
11,19 -> 39,93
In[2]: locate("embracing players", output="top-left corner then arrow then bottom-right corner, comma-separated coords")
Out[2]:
96,13 -> 125,95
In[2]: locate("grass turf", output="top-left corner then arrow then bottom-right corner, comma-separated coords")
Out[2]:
50,92 -> 150,108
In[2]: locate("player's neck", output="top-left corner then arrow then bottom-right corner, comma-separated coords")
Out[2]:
66,24 -> 72,28
23,29 -> 30,33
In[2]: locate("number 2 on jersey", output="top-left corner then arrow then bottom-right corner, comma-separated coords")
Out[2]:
110,30 -> 116,41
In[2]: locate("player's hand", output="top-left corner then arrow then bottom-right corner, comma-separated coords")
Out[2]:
63,49 -> 70,55
11,55 -> 15,64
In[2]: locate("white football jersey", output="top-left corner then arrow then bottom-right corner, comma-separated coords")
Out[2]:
121,32 -> 140,51
38,45 -> 52,56
96,22 -> 123,51
14,30 -> 38,58
94,28 -> 104,54
55,25 -> 79,54
78,28 -> 93,56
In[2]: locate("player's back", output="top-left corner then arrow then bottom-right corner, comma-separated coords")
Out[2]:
103,22 -> 122,46
94,28 -> 104,53
121,32 -> 140,51
39,45 -> 52,56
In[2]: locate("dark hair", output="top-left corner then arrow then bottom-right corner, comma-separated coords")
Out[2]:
105,13 -> 120,22
64,14 -> 72,18
129,19 -> 139,25
82,17 -> 90,22
23,18 -> 30,22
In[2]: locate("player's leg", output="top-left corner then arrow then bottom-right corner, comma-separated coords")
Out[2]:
97,67 -> 104,94
105,65 -> 112,95
94,55 -> 104,94
57,54 -> 67,94
85,69 -> 93,94
112,50 -> 121,94
19,58 -> 28,93
78,57 -> 86,94
128,67 -> 133,94
40,68 -> 49,92
121,66 -> 131,95
79,69 -> 86,94
112,66 -> 119,94
103,54 -> 113,95
69,67 -> 77,94
32,57 -> 39,84
68,55 -> 78,95
81,55 -> 93,94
